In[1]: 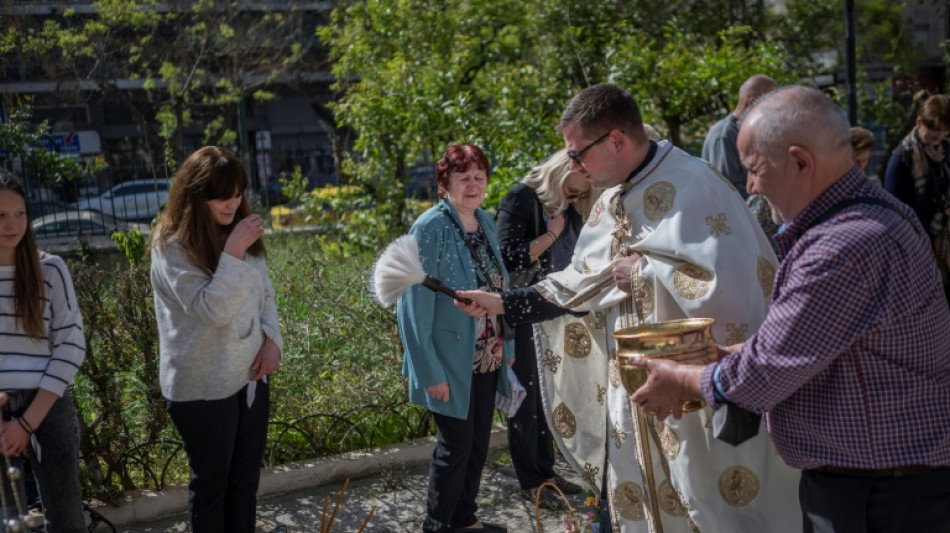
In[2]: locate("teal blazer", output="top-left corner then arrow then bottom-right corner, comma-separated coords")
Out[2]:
397,199 -> 515,419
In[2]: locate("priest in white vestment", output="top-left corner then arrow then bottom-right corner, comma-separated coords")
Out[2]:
456,84 -> 800,533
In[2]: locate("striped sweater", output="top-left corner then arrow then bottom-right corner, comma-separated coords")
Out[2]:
0,254 -> 86,397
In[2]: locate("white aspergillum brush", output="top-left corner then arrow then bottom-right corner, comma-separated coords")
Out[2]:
371,234 -> 473,307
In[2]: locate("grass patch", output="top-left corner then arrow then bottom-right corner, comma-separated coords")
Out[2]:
71,231 -> 432,502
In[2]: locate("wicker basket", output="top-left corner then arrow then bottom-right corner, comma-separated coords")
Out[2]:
533,480 -> 577,533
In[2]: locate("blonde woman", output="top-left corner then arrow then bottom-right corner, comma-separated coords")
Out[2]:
494,150 -> 595,507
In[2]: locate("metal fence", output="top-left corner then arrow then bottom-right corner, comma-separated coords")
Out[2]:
19,164 -> 298,242
20,165 -> 167,242
13,142 -> 346,241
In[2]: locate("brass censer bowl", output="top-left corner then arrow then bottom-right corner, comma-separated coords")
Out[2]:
613,318 -> 716,413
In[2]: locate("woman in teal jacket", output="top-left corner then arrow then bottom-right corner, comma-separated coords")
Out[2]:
398,144 -> 515,533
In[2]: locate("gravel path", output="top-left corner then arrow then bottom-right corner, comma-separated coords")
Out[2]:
116,452 -> 588,533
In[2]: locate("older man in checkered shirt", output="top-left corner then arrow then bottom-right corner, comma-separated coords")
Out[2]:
631,85 -> 950,533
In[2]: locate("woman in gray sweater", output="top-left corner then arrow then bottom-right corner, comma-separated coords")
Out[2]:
150,146 -> 282,533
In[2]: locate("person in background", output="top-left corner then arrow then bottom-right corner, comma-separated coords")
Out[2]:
702,74 -> 777,198
745,191 -> 781,249
631,85 -> 950,533
642,123 -> 661,143
495,149 -> 590,508
151,146 -> 282,533
850,126 -> 876,173
884,94 -> 950,302
397,144 -> 515,533
0,169 -> 86,532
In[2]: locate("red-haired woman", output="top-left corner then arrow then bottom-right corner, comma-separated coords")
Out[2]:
0,169 -> 86,532
151,146 -> 282,533
397,145 -> 514,533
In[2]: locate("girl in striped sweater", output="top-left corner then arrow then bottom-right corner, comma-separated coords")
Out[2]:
0,169 -> 86,532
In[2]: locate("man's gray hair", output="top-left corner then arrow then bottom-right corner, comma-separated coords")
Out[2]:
738,74 -> 778,104
558,84 -> 646,143
744,86 -> 851,162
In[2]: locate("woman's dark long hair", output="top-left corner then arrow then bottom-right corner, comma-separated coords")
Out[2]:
0,169 -> 45,340
152,146 -> 264,274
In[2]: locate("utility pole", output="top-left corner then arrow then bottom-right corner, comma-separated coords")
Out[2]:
230,1 -> 253,188
237,94 -> 251,177
845,0 -> 858,124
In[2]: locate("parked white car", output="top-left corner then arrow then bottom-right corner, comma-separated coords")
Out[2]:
32,209 -> 150,239
74,179 -> 172,221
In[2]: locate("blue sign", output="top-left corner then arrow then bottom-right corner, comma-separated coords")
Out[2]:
0,131 -> 100,160
38,133 -> 82,154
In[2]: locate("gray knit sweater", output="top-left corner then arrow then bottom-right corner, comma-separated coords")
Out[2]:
151,240 -> 283,402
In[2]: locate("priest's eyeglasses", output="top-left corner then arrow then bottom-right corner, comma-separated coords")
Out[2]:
567,132 -> 610,165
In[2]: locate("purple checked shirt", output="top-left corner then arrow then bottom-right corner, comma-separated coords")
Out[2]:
701,167 -> 950,470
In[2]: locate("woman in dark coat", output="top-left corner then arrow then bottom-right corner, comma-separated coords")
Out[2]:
884,94 -> 950,301
495,149 -> 598,506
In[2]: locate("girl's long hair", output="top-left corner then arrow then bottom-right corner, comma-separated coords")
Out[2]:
152,146 -> 264,274
0,170 -> 45,340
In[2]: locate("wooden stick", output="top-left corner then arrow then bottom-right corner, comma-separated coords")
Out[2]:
356,506 -> 377,533
422,276 -> 472,304
324,478 -> 349,532
320,496 -> 329,533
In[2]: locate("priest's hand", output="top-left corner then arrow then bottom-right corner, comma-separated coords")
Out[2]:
454,290 -> 504,317
628,357 -> 706,420
611,251 -> 644,294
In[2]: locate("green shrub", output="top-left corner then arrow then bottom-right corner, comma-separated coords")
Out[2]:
264,232 -> 432,463
277,166 -> 433,251
111,228 -> 149,265
71,255 -> 172,501
68,232 -> 431,503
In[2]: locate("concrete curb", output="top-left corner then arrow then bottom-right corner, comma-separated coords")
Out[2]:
92,425 -> 510,526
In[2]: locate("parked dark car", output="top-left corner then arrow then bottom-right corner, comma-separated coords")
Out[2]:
27,199 -> 70,219
32,209 -> 150,239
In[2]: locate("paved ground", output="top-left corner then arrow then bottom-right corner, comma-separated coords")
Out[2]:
116,451 -> 588,533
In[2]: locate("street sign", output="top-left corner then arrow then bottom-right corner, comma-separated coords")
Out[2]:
36,131 -> 102,155
255,130 -> 272,151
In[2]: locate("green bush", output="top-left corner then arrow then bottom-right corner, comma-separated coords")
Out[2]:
69,231 -> 431,502
264,232 -> 432,463
71,254 -> 171,501
277,167 -> 434,251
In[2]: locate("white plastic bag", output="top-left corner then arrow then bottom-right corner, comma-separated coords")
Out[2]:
495,365 -> 527,417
